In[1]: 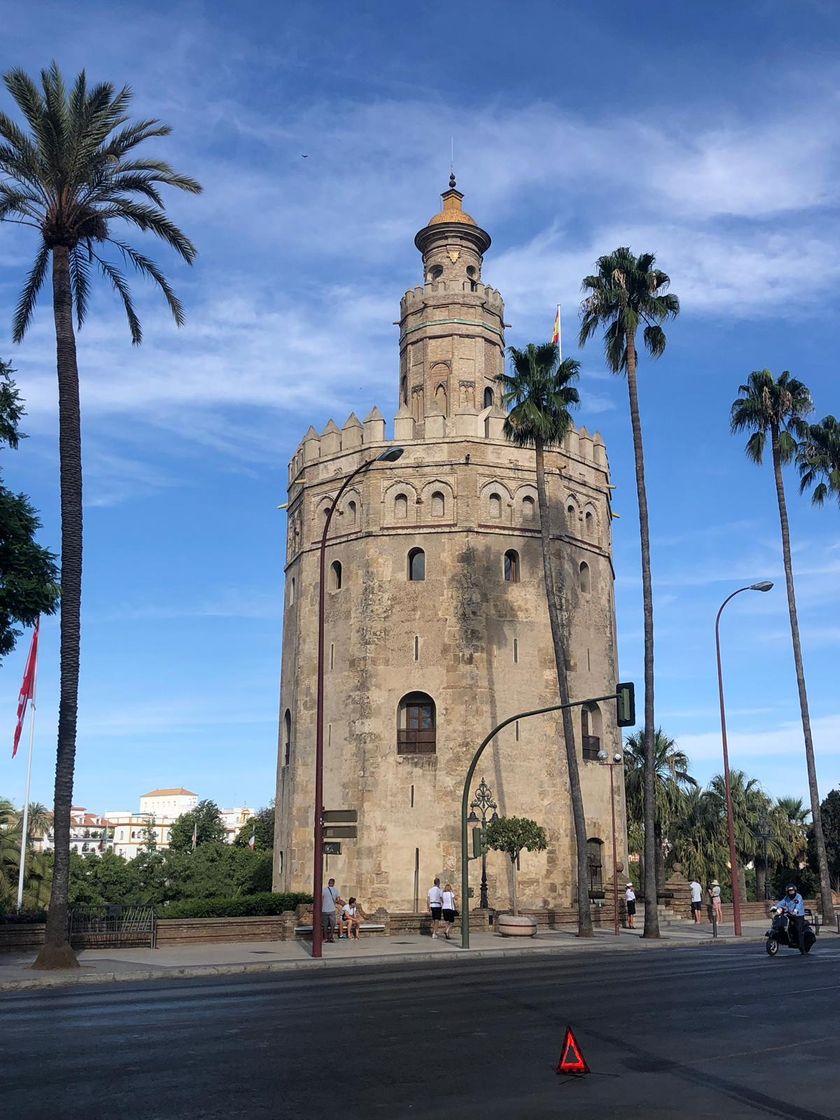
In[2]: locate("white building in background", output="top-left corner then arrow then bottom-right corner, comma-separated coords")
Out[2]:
105,789 -> 255,859
139,787 -> 198,819
220,806 -> 255,845
39,806 -> 112,856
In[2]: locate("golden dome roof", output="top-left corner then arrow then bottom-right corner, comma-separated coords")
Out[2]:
426,174 -> 477,227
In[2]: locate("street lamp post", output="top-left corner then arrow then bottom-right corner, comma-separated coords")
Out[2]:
715,580 -> 773,938
311,445 -> 404,959
598,750 -> 624,936
466,777 -> 498,910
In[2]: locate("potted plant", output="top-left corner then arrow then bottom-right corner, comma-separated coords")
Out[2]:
484,815 -> 547,937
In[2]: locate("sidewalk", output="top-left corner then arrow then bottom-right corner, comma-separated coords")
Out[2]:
0,919 -> 775,992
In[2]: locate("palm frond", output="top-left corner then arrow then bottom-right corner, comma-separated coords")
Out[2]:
95,257 -> 142,343
106,238 -> 185,325
98,198 -> 197,262
12,240 -> 50,342
69,244 -> 92,329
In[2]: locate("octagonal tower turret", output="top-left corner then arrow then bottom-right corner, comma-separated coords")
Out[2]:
399,176 -> 506,434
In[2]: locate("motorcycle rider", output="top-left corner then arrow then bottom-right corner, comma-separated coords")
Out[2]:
775,884 -> 806,948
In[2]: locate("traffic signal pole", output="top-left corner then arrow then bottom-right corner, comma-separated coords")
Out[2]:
460,685 -> 635,949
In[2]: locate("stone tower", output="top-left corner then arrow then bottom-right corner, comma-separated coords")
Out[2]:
274,179 -> 627,915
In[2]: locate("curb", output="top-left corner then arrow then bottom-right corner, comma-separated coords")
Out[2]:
0,934 -> 749,992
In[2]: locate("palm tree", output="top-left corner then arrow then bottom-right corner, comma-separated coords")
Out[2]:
731,370 -> 835,922
623,729 -> 697,889
670,787 -> 727,888
496,343 -> 594,935
707,771 -> 767,901
579,248 -> 680,938
797,415 -> 840,508
0,64 -> 200,966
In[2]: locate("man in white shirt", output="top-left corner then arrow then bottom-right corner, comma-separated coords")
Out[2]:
690,878 -> 703,923
427,877 -> 444,939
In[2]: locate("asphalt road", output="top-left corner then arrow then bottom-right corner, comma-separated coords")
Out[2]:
3,939 -> 840,1120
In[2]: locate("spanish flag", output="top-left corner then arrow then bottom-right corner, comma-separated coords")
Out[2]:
552,305 -> 562,354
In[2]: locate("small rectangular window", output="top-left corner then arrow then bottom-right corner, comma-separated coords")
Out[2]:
513,638 -> 519,664
414,635 -> 419,661
330,643 -> 335,671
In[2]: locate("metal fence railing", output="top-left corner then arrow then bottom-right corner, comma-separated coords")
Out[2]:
67,905 -> 157,949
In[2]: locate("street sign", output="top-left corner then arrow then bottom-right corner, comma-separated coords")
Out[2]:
323,809 -> 358,823
324,842 -> 342,856
323,825 -> 357,839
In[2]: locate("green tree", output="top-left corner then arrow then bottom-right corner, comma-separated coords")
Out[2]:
235,804 -> 274,849
168,801 -> 226,852
579,247 -> 679,939
706,771 -> 769,902
797,415 -> 840,508
495,343 -> 592,935
0,63 -> 201,967
730,370 -> 834,923
809,788 -> 840,891
0,360 -> 59,657
138,817 -> 157,853
623,729 -> 697,889
484,816 -> 547,917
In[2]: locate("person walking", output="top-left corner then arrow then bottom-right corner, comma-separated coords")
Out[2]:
322,877 -> 343,943
709,880 -> 723,925
690,877 -> 703,924
625,882 -> 637,929
428,877 -> 444,939
441,883 -> 457,941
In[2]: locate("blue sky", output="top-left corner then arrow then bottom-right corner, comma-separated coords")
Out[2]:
1,0 -> 839,816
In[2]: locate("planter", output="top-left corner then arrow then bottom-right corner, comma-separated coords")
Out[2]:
496,913 -> 537,938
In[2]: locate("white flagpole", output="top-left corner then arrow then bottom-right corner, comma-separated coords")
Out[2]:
556,304 -> 563,360
16,652 -> 38,912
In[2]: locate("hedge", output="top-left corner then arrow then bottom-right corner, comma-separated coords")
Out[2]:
0,909 -> 47,924
157,892 -> 312,919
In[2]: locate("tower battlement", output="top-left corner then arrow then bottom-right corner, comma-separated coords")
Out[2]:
400,280 -> 504,314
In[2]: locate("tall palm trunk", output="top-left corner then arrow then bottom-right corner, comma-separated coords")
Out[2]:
535,440 -> 593,936
626,334 -> 660,937
34,245 -> 82,969
770,430 -> 835,923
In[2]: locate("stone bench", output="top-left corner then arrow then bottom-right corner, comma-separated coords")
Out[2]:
294,922 -> 386,938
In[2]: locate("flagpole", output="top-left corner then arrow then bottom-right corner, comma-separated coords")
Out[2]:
16,649 -> 38,912
556,304 -> 562,359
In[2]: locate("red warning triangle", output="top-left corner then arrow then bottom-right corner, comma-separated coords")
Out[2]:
556,1025 -> 589,1076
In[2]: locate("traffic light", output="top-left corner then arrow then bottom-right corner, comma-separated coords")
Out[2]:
616,682 -> 636,727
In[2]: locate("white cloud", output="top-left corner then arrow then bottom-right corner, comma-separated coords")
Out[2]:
679,712 -> 840,762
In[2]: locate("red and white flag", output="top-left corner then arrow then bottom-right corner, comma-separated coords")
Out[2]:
12,619 -> 39,758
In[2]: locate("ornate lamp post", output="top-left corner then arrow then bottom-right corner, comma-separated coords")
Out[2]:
311,445 -> 404,959
466,777 -> 498,909
715,580 -> 773,937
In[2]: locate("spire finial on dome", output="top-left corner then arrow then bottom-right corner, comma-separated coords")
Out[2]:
449,171 -> 456,189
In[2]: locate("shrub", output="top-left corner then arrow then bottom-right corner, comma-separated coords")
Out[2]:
157,892 -> 312,919
0,909 -> 47,923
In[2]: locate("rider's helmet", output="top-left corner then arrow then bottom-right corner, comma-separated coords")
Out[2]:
785,884 -> 797,894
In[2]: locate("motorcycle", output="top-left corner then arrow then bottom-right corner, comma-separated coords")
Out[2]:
765,907 -> 817,956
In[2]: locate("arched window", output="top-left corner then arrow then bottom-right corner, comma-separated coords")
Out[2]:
585,510 -> 594,535
330,560 -> 342,591
395,493 -> 408,520
428,264 -> 443,281
283,710 -> 292,766
397,691 -> 436,754
581,703 -> 601,759
435,383 -> 448,413
347,500 -> 357,528
483,387 -> 494,409
431,491 -> 445,518
408,548 -> 425,581
504,549 -> 520,583
566,502 -> 576,523
489,492 -> 502,519
522,495 -> 536,522
579,561 -> 590,593
587,838 -> 604,893
400,375 -> 408,405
